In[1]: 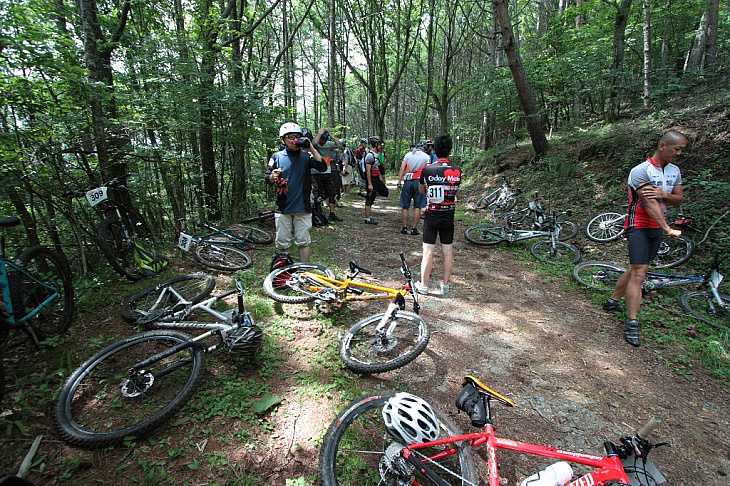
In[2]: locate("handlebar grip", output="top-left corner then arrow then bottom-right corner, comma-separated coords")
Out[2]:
61,191 -> 77,197
637,416 -> 661,438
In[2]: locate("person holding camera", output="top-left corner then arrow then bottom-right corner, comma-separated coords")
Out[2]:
265,122 -> 328,261
310,128 -> 344,222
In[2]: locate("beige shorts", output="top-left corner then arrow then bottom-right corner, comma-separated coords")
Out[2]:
341,170 -> 353,186
275,212 -> 313,251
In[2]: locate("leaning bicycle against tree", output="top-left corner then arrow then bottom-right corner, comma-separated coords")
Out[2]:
263,253 -> 429,374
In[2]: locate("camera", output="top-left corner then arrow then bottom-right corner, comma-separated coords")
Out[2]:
322,130 -> 330,141
295,138 -> 311,148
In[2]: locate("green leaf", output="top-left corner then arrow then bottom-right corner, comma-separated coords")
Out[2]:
251,394 -> 281,414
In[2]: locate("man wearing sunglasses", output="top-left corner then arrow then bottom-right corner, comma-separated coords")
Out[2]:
265,122 -> 327,261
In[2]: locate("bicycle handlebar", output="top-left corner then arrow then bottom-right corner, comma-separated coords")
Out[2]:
62,173 -> 133,198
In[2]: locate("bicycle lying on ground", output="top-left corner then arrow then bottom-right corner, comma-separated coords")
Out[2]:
584,210 -> 697,269
573,252 -> 727,331
1,216 -> 74,400
207,211 -> 275,246
319,375 -> 667,485
55,275 -> 263,448
474,176 -> 521,214
63,173 -> 165,281
494,192 -> 579,240
465,212 -> 581,264
177,219 -> 253,271
263,253 -> 428,373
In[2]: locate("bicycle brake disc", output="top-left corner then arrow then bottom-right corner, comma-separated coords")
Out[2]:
379,442 -> 414,486
121,371 -> 155,397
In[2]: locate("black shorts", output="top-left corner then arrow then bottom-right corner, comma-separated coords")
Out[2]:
365,178 -> 389,206
626,227 -> 663,264
313,174 -> 337,204
423,212 -> 455,245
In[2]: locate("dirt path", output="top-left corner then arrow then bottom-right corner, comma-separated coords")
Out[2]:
271,184 -> 730,485
4,182 -> 728,485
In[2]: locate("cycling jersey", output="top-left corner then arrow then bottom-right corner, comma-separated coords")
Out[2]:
625,157 -> 682,229
419,160 -> 462,213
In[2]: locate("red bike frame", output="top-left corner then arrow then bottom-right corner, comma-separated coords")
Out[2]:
405,422 -> 631,486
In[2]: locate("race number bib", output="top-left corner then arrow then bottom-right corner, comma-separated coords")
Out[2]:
427,185 -> 445,204
85,186 -> 109,207
178,233 -> 193,252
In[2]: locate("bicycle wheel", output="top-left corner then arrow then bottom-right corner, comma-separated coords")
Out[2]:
556,221 -> 579,241
464,225 -> 504,246
494,195 -> 517,213
121,274 -> 216,323
584,212 -> 625,243
318,393 -> 478,486
340,311 -> 430,374
193,244 -> 252,271
680,291 -> 730,331
572,261 -> 626,291
227,224 -> 274,245
494,210 -> 527,225
651,235 -> 693,269
98,216 -> 144,281
14,246 -> 74,340
530,240 -> 581,265
55,330 -> 205,448
262,262 -> 335,304
474,189 -> 499,209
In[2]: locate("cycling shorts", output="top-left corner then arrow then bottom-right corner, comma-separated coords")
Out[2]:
423,212 -> 455,245
625,227 -> 663,265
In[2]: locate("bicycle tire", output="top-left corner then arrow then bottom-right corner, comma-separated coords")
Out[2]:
262,262 -> 335,304
55,330 -> 205,448
572,261 -> 626,292
651,235 -> 693,269
121,274 -> 216,323
98,216 -> 144,281
339,311 -> 430,374
679,291 -> 730,331
494,195 -> 517,213
227,224 -> 274,245
193,244 -> 252,271
318,392 -> 478,486
556,221 -> 579,241
464,225 -> 504,246
584,212 -> 625,243
14,246 -> 75,339
494,210 -> 527,225
474,189 -> 499,210
530,240 -> 581,265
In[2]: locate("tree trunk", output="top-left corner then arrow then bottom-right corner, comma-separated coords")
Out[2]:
705,0 -> 719,72
684,10 -> 708,74
607,0 -> 632,122
643,0 -> 652,107
493,0 -> 549,157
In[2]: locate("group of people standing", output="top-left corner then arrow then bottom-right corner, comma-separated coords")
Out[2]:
265,123 -> 462,297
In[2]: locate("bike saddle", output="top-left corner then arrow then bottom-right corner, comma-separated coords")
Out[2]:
461,376 -> 514,407
0,217 -> 20,229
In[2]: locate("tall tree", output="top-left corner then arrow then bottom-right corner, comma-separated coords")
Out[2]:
606,0 -> 632,122
493,0 -> 549,156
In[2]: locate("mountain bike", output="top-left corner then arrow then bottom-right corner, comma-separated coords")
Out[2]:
177,219 -> 252,271
494,193 -> 579,241
210,211 -> 275,246
0,216 -> 74,400
319,375 -> 667,486
55,276 -> 263,448
465,212 -> 581,264
263,253 -> 428,374
63,173 -> 162,281
584,211 -> 696,269
573,252 -> 727,331
474,176 -> 521,214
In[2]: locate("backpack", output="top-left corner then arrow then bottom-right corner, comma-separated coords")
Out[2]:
132,238 -> 169,277
359,150 -> 373,180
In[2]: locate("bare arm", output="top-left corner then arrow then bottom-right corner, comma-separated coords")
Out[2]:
397,160 -> 408,184
637,185 -> 672,233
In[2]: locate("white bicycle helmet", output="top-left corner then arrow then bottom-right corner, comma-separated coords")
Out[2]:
279,122 -> 303,137
382,393 -> 441,444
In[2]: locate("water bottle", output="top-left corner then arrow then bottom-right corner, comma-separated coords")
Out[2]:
520,461 -> 573,486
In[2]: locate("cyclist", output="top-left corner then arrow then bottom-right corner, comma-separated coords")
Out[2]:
397,141 -> 430,235
265,122 -> 328,261
602,130 -> 686,346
